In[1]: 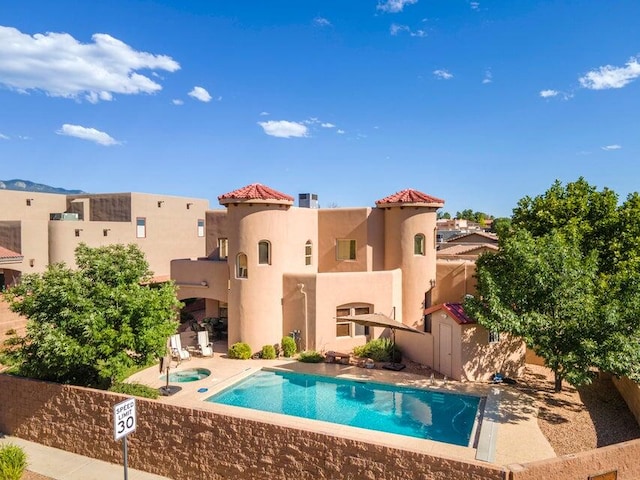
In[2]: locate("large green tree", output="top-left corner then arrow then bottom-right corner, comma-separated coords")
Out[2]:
3,244 -> 181,388
466,178 -> 640,391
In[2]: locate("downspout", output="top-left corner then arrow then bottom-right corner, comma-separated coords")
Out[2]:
298,283 -> 308,350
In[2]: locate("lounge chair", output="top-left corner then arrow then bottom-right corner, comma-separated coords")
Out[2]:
170,334 -> 191,363
197,330 -> 213,357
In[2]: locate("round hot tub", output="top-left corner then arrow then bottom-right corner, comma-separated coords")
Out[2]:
161,368 -> 211,383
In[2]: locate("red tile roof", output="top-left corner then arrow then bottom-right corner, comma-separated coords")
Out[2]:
375,189 -> 445,207
424,303 -> 476,325
218,183 -> 294,205
0,246 -> 23,263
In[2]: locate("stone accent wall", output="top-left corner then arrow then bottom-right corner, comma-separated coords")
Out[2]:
0,375 -> 506,480
2,374 -> 639,480
613,376 -> 640,427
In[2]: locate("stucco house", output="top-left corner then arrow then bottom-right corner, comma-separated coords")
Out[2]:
172,183 -> 524,381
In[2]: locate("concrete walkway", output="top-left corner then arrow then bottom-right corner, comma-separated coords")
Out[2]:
0,436 -> 171,480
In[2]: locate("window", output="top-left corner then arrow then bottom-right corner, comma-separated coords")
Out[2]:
74,229 -> 81,237
136,217 -> 146,238
26,199 -> 32,206
218,238 -> 228,260
434,227 -> 438,248
488,331 -> 500,344
424,314 -> 432,333
103,229 -> 109,237
414,234 -> 425,255
258,240 -> 271,265
197,219 -> 205,237
336,239 -> 356,261
336,305 -> 371,337
236,253 -> 248,279
305,241 -> 312,266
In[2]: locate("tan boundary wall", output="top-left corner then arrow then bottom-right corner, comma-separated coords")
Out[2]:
613,376 -> 640,427
1,374 -> 639,480
0,375 -> 506,480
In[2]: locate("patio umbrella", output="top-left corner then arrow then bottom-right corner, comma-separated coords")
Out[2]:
340,313 -> 424,370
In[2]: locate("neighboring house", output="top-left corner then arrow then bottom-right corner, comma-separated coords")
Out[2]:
171,183 -> 524,380
0,189 -> 208,335
423,303 -> 525,381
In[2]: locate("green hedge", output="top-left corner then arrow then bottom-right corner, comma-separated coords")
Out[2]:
228,342 -> 252,360
109,382 -> 159,399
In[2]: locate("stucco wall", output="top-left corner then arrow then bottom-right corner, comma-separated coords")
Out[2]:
461,327 -> 525,382
171,258 -> 229,302
613,376 -> 640,428
434,259 -> 476,305
0,374 -> 508,480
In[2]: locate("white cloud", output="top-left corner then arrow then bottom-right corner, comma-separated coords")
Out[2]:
314,17 -> 332,27
470,2 -> 480,10
258,120 -> 309,138
433,69 -> 453,80
377,0 -> 418,13
539,89 -> 559,98
337,129 -> 346,134
601,144 -> 622,151
482,70 -> 492,84
390,23 -> 426,37
579,56 -> 640,90
56,124 -> 120,146
259,111 -> 270,116
321,123 -> 336,128
0,133 -> 9,140
188,86 -> 212,102
172,99 -> 184,105
0,26 -> 179,102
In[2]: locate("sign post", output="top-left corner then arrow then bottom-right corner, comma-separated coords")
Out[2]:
114,398 -> 136,480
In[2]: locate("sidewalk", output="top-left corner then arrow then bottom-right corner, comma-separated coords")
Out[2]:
0,436 -> 171,480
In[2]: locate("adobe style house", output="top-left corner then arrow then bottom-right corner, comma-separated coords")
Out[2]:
0,189 -> 208,335
172,183 -> 524,380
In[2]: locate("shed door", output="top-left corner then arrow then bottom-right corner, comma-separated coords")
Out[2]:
439,323 -> 453,378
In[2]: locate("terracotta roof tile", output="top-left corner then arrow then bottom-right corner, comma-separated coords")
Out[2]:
0,246 -> 23,262
375,189 -> 444,207
437,243 -> 499,256
424,303 -> 476,325
218,183 -> 294,204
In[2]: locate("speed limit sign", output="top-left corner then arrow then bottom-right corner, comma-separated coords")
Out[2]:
113,398 -> 137,440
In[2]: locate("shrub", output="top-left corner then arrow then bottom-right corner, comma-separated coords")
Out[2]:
261,344 -> 276,360
352,338 -> 401,363
298,350 -> 324,363
109,382 -> 159,399
281,336 -> 297,357
0,443 -> 27,480
228,342 -> 252,360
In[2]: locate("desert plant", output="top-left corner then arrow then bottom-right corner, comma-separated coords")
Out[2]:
228,342 -> 252,360
109,382 -> 160,399
298,350 -> 324,363
353,338 -> 401,363
0,443 -> 27,480
261,344 -> 276,360
281,336 -> 297,357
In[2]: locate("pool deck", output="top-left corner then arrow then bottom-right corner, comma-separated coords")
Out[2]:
127,348 -> 555,467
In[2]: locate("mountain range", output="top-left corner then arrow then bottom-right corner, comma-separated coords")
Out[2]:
0,179 -> 84,195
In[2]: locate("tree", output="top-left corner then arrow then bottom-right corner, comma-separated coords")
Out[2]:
437,211 -> 451,220
468,178 -> 640,391
490,217 -> 512,236
3,244 -> 181,388
465,229 -> 600,392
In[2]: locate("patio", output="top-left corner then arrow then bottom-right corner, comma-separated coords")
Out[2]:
126,344 -> 555,467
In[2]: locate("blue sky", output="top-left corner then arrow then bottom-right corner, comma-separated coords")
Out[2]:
0,0 -> 639,217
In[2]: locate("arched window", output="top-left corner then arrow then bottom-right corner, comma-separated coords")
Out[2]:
258,240 -> 271,265
414,234 -> 425,255
305,241 -> 313,266
236,253 -> 248,278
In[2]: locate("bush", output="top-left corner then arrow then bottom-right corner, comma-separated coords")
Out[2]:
298,350 -> 324,363
228,342 -> 252,360
109,382 -> 159,399
0,443 -> 27,480
281,336 -> 297,357
353,338 -> 401,363
261,344 -> 276,360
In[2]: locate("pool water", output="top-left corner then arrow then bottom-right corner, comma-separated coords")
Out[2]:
161,368 -> 211,382
206,370 -> 480,446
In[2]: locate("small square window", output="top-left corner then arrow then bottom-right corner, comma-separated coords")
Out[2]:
488,331 -> 500,344
336,239 -> 356,261
74,229 -> 81,237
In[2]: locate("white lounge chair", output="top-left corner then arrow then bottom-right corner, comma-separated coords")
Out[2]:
197,330 -> 213,357
170,334 -> 191,363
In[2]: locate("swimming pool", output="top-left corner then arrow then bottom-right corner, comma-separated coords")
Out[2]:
206,370 -> 481,446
